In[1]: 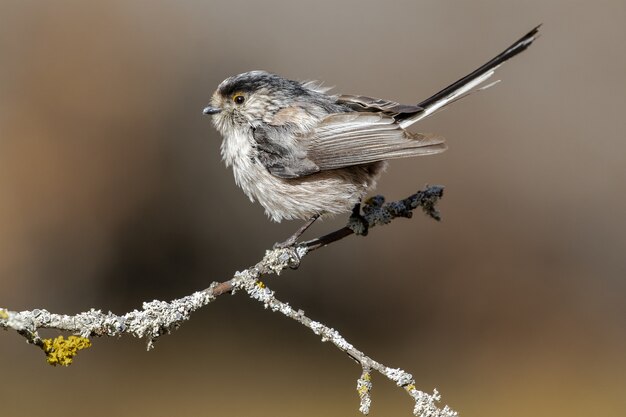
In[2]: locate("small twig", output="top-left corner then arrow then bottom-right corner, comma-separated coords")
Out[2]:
304,226 -> 353,251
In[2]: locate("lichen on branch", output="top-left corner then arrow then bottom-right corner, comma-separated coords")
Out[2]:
0,185 -> 455,416
42,336 -> 92,366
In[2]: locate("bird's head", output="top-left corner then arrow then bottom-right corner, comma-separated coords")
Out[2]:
204,70 -> 308,135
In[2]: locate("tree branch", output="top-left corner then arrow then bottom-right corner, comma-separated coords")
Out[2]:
0,185 -> 455,416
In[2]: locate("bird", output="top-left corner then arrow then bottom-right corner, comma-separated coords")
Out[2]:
203,25 -> 540,246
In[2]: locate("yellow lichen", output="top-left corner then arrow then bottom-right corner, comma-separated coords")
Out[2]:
42,335 -> 92,366
256,281 -> 266,289
357,372 -> 371,396
0,309 -> 8,319
405,384 -> 416,392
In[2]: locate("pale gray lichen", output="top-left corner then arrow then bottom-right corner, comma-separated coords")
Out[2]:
385,367 -> 415,387
408,387 -> 458,417
308,320 -> 355,350
1,284 -> 219,350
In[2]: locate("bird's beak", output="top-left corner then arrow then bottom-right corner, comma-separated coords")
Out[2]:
203,105 -> 221,115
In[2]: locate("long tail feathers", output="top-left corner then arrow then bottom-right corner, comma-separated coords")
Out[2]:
399,25 -> 541,129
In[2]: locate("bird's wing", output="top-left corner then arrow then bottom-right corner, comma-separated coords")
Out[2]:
305,112 -> 446,170
253,112 -> 445,178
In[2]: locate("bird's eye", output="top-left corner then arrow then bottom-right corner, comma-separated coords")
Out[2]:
233,95 -> 245,105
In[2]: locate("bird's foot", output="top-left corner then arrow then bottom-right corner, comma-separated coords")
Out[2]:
274,214 -> 320,249
348,203 -> 369,236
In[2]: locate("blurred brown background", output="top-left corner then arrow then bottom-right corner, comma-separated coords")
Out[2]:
1,1 -> 624,416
